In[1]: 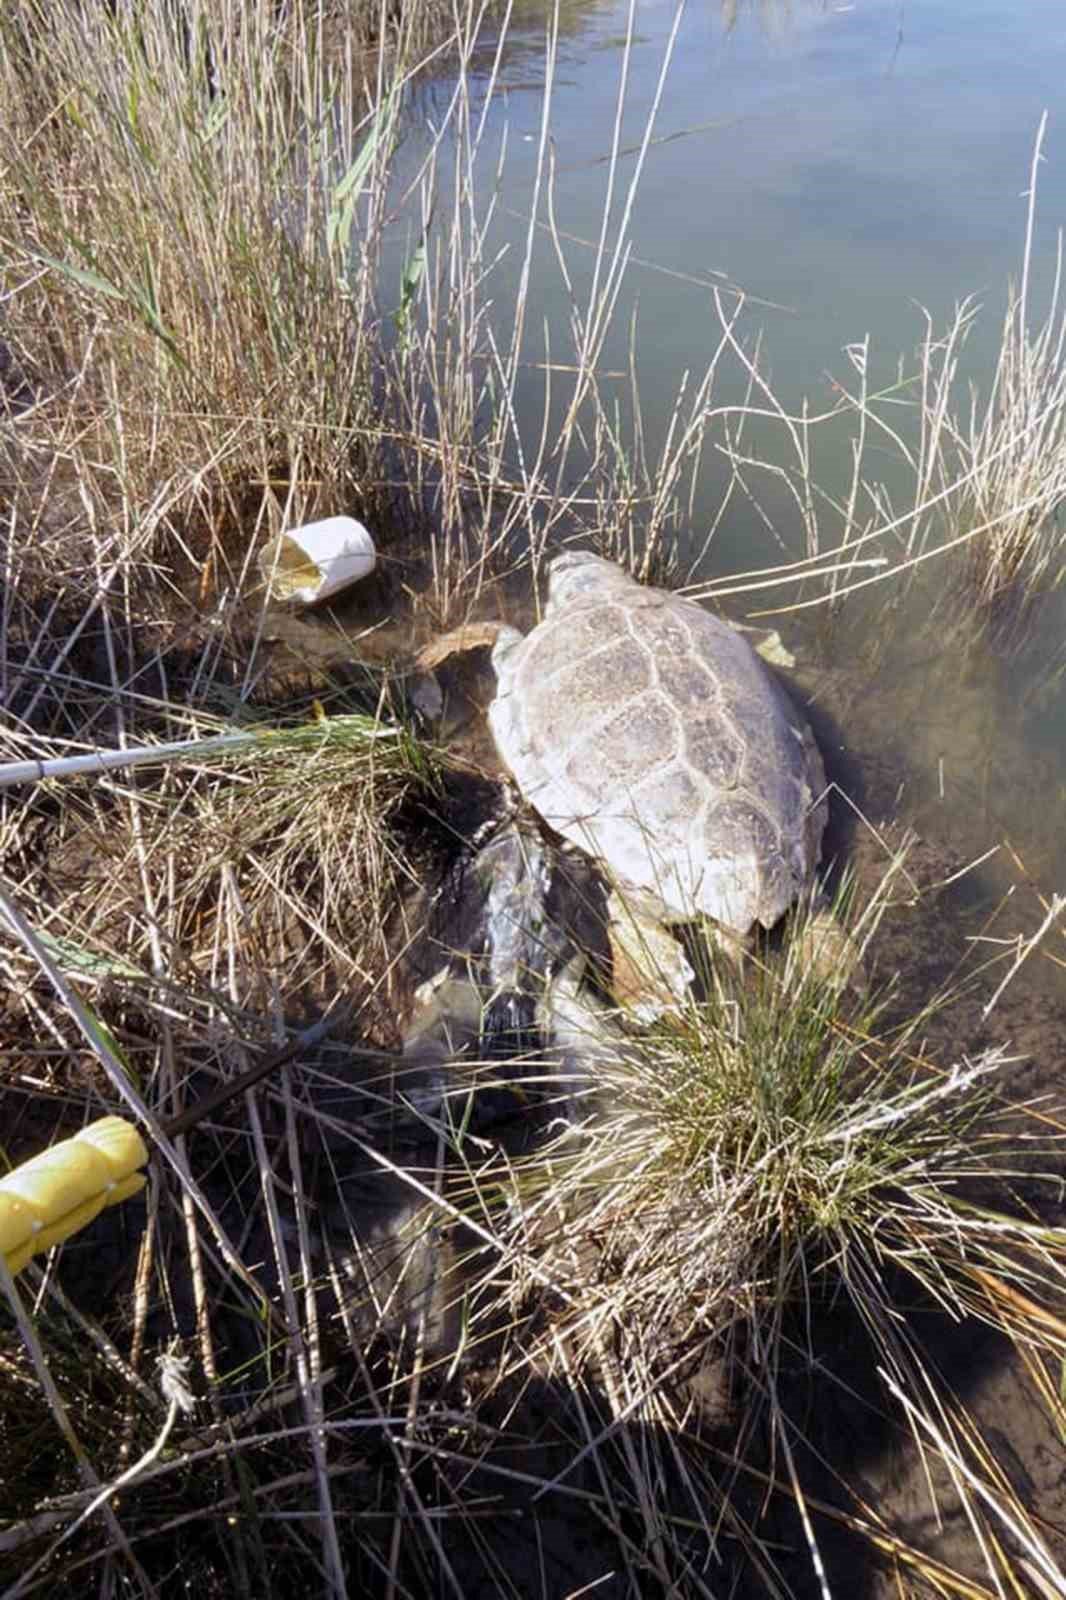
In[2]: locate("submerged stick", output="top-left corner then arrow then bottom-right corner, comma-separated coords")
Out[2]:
159,1016 -> 344,1139
981,893 -> 1065,1020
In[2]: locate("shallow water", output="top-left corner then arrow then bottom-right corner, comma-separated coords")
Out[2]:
361,7 -> 1066,1590
262,6 -> 1066,1591
374,0 -> 1066,963
477,0 -> 1066,483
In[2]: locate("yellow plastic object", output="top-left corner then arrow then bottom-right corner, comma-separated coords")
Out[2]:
0,1117 -> 148,1276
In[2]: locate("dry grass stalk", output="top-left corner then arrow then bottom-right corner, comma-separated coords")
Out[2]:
1,2 -> 397,588
677,124 -> 1066,639
5,4 -> 1066,1596
0,572 -> 446,1591
0,0 -> 742,655
451,862 -> 1066,1594
385,0 -> 727,619
953,114 -> 1066,631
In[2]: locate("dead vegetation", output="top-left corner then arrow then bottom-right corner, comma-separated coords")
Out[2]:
4,2 -> 1066,1597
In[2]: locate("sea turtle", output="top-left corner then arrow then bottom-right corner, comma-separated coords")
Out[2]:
485,550 -> 855,1006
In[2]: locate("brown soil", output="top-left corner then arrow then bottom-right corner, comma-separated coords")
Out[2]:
326,575 -> 1066,1597
6,569 -> 1066,1597
404,588 -> 1066,1599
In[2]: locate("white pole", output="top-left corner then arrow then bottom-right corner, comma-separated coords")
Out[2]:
0,732 -> 258,789
0,721 -> 402,791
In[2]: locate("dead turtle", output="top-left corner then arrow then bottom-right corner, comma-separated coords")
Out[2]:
399,814 -> 609,1121
485,551 -> 855,1005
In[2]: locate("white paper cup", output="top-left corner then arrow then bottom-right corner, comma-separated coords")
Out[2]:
259,516 -> 376,605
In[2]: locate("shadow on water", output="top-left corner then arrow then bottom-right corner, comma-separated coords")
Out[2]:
321,1241 -> 1043,1597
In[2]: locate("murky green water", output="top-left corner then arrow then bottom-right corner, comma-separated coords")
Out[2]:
463,0 -> 1066,550
392,0 -> 1066,985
